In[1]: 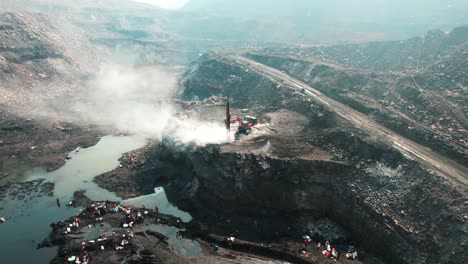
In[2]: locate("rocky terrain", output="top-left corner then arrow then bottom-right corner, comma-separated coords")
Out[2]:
0,12 -> 101,110
243,27 -> 468,165
92,48 -> 467,263
97,48 -> 467,264
263,27 -> 467,72
40,192 -> 372,264
0,1 -> 467,264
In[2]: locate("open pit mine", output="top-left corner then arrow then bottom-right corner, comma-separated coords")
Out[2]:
0,2 -> 467,264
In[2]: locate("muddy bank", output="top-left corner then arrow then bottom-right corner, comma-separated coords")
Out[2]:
40,197 -> 285,264
39,201 -> 187,263
41,193 -> 371,264
0,110 -> 102,180
93,139 -> 155,199
0,178 -> 54,210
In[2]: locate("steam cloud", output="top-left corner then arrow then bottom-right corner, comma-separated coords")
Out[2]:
74,64 -> 233,146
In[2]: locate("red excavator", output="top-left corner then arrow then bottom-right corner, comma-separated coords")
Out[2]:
225,99 -> 257,136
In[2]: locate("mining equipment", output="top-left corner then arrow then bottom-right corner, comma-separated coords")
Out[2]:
225,99 -> 257,136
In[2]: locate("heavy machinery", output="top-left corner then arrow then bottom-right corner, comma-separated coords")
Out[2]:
230,115 -> 258,134
225,99 -> 257,136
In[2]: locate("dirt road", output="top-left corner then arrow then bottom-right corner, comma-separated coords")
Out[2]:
233,55 -> 468,188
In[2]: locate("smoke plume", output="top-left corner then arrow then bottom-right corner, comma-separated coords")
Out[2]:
74,63 -> 233,146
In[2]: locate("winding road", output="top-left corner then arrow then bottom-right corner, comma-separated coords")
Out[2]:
233,55 -> 468,188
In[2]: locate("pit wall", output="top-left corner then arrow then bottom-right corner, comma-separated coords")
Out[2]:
164,53 -> 468,263
145,137 -> 466,264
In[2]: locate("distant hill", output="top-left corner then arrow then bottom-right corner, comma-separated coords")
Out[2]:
2,0 -> 467,44
182,0 -> 468,43
183,0 -> 466,23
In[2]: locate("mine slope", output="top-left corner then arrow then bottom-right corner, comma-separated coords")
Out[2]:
0,2 -> 467,264
233,55 -> 468,188
174,51 -> 467,263
243,27 -> 468,167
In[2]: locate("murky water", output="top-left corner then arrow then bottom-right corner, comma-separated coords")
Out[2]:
19,135 -> 147,201
0,135 -> 192,264
134,223 -> 202,258
122,187 -> 192,223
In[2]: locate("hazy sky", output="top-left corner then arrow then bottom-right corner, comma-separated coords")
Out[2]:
132,0 -> 189,9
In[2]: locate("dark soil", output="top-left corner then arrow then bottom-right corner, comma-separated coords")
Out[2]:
0,110 -> 102,180
41,194 -> 369,264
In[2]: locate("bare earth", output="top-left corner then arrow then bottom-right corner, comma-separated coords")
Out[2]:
233,55 -> 468,190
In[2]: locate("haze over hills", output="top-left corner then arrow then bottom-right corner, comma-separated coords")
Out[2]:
2,0 -> 467,44
182,0 -> 468,43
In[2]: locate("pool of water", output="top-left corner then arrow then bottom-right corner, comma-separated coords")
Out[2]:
134,223 -> 202,258
0,135 -> 166,264
122,187 -> 192,223
18,135 -> 148,201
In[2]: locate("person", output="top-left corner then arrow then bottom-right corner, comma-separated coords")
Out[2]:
142,203 -> 146,209
227,234 -> 235,247
302,239 -> 309,251
154,205 -> 159,213
331,247 -> 338,259
316,241 -> 321,250
211,243 -> 219,252
326,240 -> 331,252
83,251 -> 93,262
352,250 -> 358,260
56,198 -> 61,208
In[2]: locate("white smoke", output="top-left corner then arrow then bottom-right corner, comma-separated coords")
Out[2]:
163,117 -> 235,146
74,63 -> 233,146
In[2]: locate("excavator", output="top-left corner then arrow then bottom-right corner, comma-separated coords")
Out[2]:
225,99 -> 257,136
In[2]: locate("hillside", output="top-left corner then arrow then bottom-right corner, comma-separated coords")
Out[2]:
244,26 -> 468,165
0,12 -> 101,110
